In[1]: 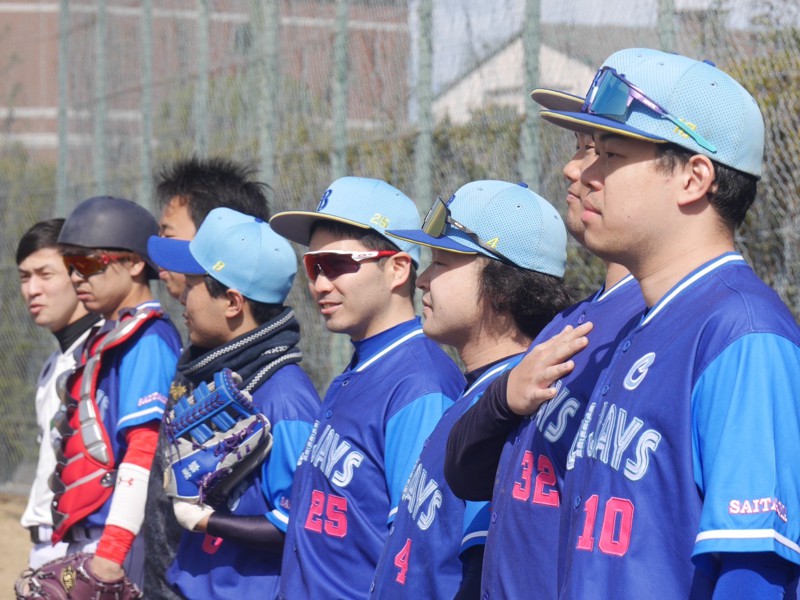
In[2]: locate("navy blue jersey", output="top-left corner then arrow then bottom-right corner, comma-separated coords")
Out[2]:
559,254 -> 800,599
85,300 -> 181,530
168,364 -> 319,599
279,318 -> 464,599
371,355 -> 522,599
482,276 -> 644,599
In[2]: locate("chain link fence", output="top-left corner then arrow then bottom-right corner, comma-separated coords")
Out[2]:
1,0 -> 798,488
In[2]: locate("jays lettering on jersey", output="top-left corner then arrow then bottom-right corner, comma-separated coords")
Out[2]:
558,254 -> 800,599
82,301 -> 181,530
168,364 -> 319,599
371,355 -> 521,599
279,318 -> 464,599
482,276 -> 644,600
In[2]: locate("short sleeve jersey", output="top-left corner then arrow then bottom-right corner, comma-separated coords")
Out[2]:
279,318 -> 464,600
371,355 -> 522,599
167,364 -> 320,599
559,254 -> 800,599
84,301 -> 182,529
482,275 -> 644,600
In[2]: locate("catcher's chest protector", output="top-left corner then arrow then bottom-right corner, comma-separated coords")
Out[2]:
50,309 -> 162,543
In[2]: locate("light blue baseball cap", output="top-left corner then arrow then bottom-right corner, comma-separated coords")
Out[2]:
540,48 -> 764,177
147,207 -> 296,304
387,180 -> 567,277
269,176 -> 422,265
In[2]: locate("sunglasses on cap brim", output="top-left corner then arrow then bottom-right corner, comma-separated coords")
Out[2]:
63,251 -> 138,278
582,66 -> 717,153
303,250 -> 398,282
422,196 -> 516,266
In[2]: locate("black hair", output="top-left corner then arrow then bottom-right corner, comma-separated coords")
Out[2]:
16,218 -> 66,265
203,275 -> 284,325
309,220 -> 417,293
654,144 -> 758,228
479,258 -> 575,339
155,156 -> 271,225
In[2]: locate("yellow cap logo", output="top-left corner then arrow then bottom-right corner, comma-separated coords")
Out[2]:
212,261 -> 225,272
485,237 -> 500,249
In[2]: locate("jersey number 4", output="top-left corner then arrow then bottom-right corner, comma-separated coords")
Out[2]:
304,490 -> 348,537
576,495 -> 633,556
393,538 -> 412,584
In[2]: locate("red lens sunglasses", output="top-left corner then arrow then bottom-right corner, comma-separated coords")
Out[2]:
303,250 -> 398,282
63,252 -> 137,278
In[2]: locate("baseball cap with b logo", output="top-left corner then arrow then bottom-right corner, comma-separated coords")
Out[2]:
387,180 -> 567,277
540,48 -> 765,177
147,207 -> 296,304
269,177 -> 422,265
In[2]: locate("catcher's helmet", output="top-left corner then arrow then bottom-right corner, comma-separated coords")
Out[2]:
59,196 -> 160,278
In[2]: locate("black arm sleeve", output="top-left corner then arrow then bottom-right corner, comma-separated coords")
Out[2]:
444,370 -> 525,501
454,545 -> 485,600
205,513 -> 285,553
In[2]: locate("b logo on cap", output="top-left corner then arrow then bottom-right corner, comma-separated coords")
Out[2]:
212,261 -> 225,272
317,189 -> 332,211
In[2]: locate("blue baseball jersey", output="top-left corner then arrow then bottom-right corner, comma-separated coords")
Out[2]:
279,318 -> 464,599
371,355 -> 522,599
559,254 -> 800,599
168,364 -> 320,599
482,276 -> 644,599
85,301 -> 181,530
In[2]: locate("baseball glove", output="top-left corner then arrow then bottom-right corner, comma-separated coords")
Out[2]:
14,552 -> 142,599
163,368 -> 273,508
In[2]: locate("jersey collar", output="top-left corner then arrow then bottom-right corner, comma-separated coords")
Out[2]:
350,317 -> 424,372
640,252 -> 744,328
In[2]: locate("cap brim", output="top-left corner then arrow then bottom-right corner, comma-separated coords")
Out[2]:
386,229 -> 478,255
147,236 -> 205,275
530,88 -> 584,112
269,211 -> 371,246
540,109 -> 670,143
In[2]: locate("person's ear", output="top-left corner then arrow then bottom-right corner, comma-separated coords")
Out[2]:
224,288 -> 247,318
677,154 -> 715,209
386,252 -> 412,292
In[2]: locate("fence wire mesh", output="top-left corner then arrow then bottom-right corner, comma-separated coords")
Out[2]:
1,0 -> 798,487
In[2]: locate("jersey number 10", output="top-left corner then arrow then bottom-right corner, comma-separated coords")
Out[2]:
576,495 -> 633,556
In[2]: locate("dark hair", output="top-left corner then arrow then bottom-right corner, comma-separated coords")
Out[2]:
309,220 -> 417,293
203,275 -> 284,325
479,258 -> 574,339
16,218 -> 66,265
654,144 -> 758,228
155,156 -> 271,226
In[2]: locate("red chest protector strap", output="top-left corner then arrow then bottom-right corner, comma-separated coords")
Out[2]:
50,308 -> 162,543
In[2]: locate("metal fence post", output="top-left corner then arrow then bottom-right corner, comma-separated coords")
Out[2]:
519,0 -> 541,189
56,0 -> 70,216
140,0 -> 154,211
331,0 -> 349,179
93,0 -> 107,195
414,0 -> 433,209
195,0 -> 210,157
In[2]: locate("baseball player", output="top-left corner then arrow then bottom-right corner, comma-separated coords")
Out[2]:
143,156 -> 272,599
16,219 -> 101,569
368,180 -> 573,597
538,48 -> 800,597
34,196 -> 181,592
147,207 -> 320,599
269,177 -> 465,599
445,60 -> 647,600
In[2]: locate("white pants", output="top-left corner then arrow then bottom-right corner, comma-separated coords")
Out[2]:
29,539 -> 69,569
